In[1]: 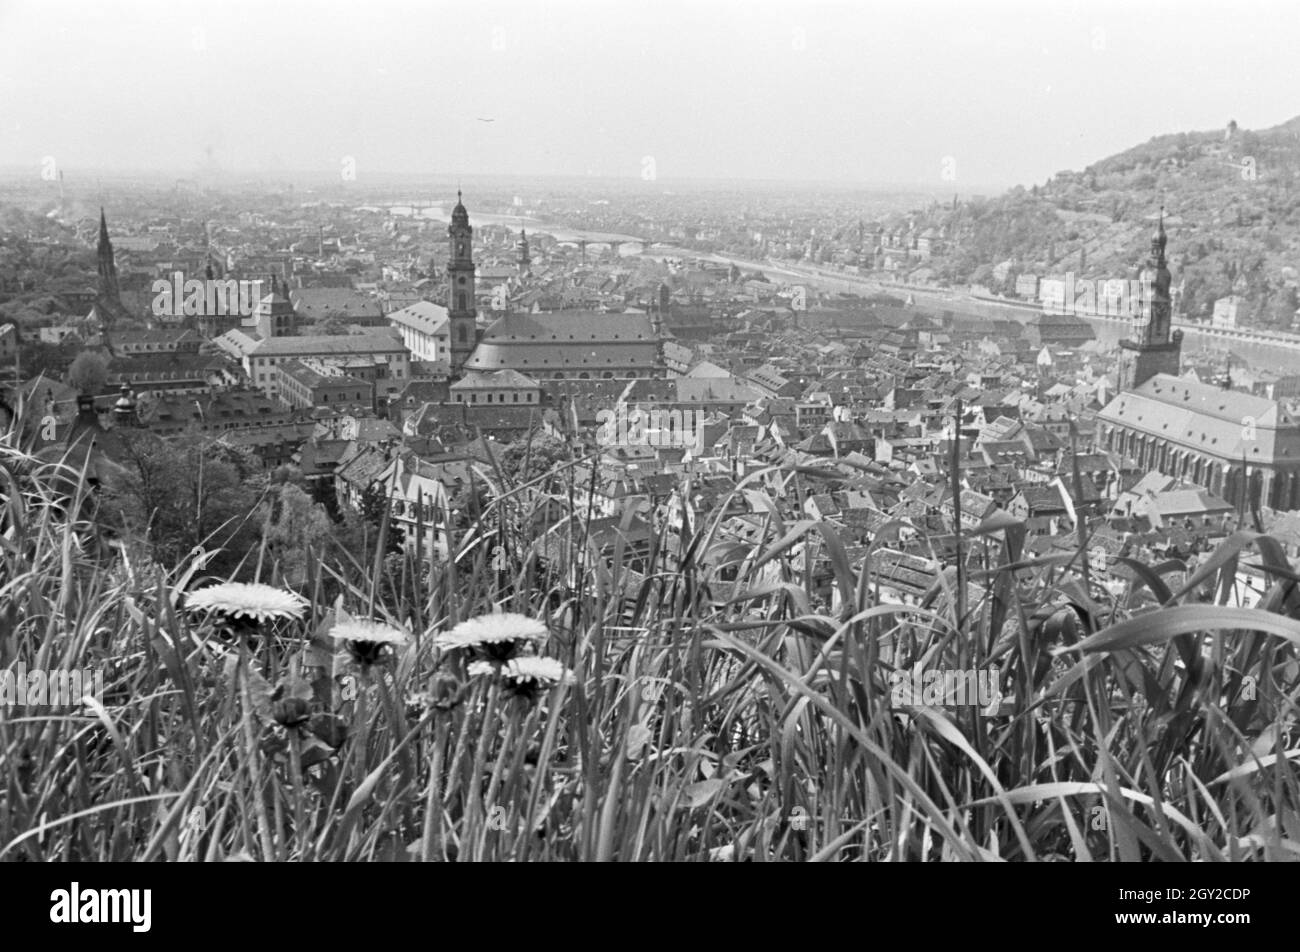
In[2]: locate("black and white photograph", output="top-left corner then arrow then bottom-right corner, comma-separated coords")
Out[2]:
0,0 -> 1295,911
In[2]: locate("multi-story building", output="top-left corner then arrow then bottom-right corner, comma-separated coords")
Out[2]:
109,328 -> 205,355
289,288 -> 385,327
387,301 -> 450,369
215,328 -> 409,401
449,369 -> 541,405
275,358 -> 374,411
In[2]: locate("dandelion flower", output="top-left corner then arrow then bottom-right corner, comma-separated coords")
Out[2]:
434,612 -> 548,662
503,656 -> 571,684
185,582 -> 308,630
499,656 -> 573,700
467,660 -> 497,679
329,619 -> 410,667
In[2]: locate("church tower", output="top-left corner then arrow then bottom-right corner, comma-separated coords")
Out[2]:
97,208 -> 122,305
447,191 -> 477,372
1117,208 -> 1182,392
92,208 -> 130,351
516,229 -> 531,275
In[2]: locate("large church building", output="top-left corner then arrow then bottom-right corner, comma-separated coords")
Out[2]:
1096,212 -> 1300,510
462,311 -> 663,379
446,195 -> 664,380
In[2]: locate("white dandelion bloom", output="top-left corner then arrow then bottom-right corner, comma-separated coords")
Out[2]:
502,656 -> 573,687
328,620 -> 410,646
330,619 -> 410,666
184,582 -> 308,623
434,612 -> 548,658
467,660 -> 497,679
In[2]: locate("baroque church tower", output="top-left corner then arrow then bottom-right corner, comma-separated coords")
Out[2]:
1117,208 -> 1182,392
447,191 -> 477,372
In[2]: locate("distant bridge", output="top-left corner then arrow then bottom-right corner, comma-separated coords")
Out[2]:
373,202 -> 650,255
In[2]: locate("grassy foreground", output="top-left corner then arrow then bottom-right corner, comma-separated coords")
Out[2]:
3,439 -> 1300,862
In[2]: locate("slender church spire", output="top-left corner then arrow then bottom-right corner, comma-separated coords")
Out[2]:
93,208 -> 126,353
97,207 -> 120,302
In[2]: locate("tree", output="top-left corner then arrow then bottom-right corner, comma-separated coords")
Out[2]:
260,483 -> 365,587
67,350 -> 109,395
500,432 -> 571,487
1271,286 -> 1299,328
359,482 -> 404,555
99,428 -> 265,577
18,339 -> 77,380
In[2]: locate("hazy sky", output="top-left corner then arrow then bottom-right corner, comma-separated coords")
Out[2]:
1,0 -> 1296,189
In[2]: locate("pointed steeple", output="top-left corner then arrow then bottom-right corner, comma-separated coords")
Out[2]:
97,208 -> 117,289
1151,205 -> 1167,261
94,208 -> 124,349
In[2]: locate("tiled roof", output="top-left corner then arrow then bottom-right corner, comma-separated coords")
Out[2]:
247,330 -> 406,357
387,301 -> 449,336
1099,373 -> 1300,465
289,288 -> 383,319
450,369 -> 539,390
465,311 -> 659,372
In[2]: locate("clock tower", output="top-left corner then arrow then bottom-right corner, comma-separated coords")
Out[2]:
1117,207 -> 1182,392
447,191 -> 477,372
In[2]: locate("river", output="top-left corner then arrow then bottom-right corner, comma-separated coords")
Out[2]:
372,204 -> 645,249
642,250 -> 1300,377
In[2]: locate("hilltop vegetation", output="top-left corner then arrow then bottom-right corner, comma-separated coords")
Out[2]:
927,116 -> 1300,326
